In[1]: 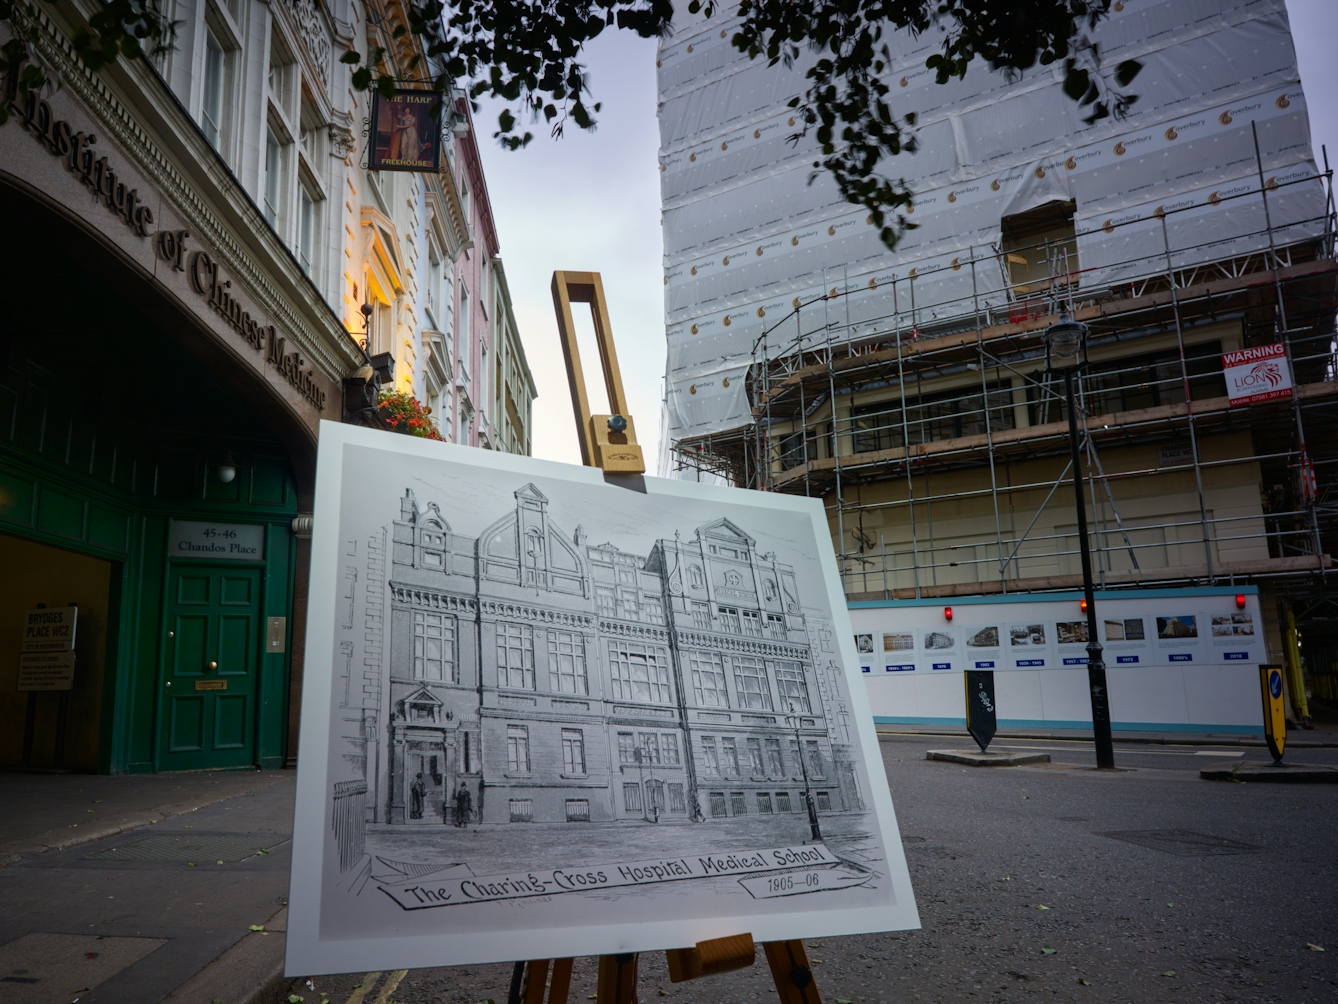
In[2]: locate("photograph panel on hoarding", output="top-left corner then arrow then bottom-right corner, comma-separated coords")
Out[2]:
1104,618 -> 1146,642
920,626 -> 958,672
881,631 -> 915,673
287,424 -> 918,975
1055,621 -> 1089,645
1156,615 -> 1199,639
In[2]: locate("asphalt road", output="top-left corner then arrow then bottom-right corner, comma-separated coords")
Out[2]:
314,735 -> 1338,1004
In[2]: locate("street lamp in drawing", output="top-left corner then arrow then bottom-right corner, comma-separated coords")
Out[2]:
787,701 -> 822,841
1044,312 -> 1116,770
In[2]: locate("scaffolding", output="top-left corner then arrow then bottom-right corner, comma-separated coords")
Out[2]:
671,149 -> 1338,629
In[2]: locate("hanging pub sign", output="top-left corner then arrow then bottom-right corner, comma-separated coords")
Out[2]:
1222,343 -> 1293,406
368,89 -> 444,173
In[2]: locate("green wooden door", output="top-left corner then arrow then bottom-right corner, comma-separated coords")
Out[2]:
158,565 -> 262,770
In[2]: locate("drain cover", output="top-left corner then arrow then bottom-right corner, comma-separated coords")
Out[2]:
87,833 -> 288,863
1097,829 -> 1260,856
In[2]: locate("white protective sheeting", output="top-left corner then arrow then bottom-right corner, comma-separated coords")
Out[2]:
657,0 -> 1328,442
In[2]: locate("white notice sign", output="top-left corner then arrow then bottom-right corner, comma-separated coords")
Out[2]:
170,521 -> 266,561
1222,344 -> 1293,406
18,651 -> 76,691
22,606 -> 77,652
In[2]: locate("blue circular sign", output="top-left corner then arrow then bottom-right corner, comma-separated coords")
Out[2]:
1269,669 -> 1282,699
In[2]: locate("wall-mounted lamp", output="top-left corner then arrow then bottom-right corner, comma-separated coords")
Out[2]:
1236,594 -> 1247,610
1080,598 -> 1088,613
943,606 -> 953,621
217,453 -> 237,484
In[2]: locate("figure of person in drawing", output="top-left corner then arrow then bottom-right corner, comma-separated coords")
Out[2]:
410,772 -> 426,820
454,781 -> 472,828
387,105 -> 420,163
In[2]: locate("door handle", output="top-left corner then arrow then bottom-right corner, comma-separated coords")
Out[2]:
207,661 -> 218,671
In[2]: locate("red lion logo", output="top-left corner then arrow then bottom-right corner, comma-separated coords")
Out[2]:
1248,361 -> 1283,388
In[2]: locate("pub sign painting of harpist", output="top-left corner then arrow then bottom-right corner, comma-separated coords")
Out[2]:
368,89 -> 442,173
286,422 -> 919,975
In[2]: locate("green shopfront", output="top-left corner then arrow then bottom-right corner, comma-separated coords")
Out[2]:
0,25 -> 359,773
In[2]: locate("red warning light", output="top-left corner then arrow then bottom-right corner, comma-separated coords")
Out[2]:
944,606 -> 953,621
1080,598 -> 1088,613
1236,594 -> 1246,610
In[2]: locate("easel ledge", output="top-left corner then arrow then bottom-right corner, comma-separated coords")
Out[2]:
498,271 -> 823,1004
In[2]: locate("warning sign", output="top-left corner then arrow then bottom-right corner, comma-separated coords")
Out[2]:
1222,344 -> 1293,406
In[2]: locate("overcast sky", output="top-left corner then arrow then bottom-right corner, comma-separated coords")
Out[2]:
475,0 -> 1338,469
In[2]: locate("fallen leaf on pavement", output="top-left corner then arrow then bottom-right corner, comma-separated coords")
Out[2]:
1307,943 -> 1324,951
249,925 -> 266,932
1160,971 -> 1176,978
1041,947 -> 1057,955
1077,978 -> 1091,985
1036,905 -> 1050,910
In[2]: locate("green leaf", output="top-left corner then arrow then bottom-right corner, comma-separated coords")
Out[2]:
249,925 -> 266,932
1076,978 -> 1091,985
1062,68 -> 1090,101
340,51 -> 361,65
1041,947 -> 1057,955
1307,943 -> 1324,951
1160,971 -> 1176,978
1115,59 -> 1142,86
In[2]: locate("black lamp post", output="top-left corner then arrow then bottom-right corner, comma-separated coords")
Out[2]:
1044,313 -> 1116,770
788,702 -> 822,841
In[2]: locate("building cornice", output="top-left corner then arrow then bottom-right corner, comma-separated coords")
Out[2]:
22,0 -> 363,383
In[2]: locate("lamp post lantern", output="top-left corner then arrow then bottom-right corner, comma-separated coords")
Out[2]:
1044,313 -> 1116,770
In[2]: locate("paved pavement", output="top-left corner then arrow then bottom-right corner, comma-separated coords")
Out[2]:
0,770 -> 293,1004
3,731 -> 1337,1003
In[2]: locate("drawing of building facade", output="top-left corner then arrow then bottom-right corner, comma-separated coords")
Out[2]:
371,483 -> 861,827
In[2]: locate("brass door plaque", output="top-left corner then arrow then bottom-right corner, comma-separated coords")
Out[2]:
195,679 -> 228,691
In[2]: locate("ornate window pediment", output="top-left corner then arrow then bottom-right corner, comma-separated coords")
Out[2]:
400,686 -> 449,724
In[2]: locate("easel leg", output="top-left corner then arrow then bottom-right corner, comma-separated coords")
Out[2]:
523,960 -> 552,1004
507,961 -> 526,1004
597,953 -> 639,1004
548,958 -> 574,1004
763,941 -> 822,1004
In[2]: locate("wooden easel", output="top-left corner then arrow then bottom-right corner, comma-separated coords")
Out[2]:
498,272 -> 824,1004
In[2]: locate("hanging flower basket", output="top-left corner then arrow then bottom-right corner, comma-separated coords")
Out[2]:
377,389 -> 446,441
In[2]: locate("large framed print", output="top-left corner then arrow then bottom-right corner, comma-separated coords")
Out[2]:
368,89 -> 443,173
286,423 -> 918,976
